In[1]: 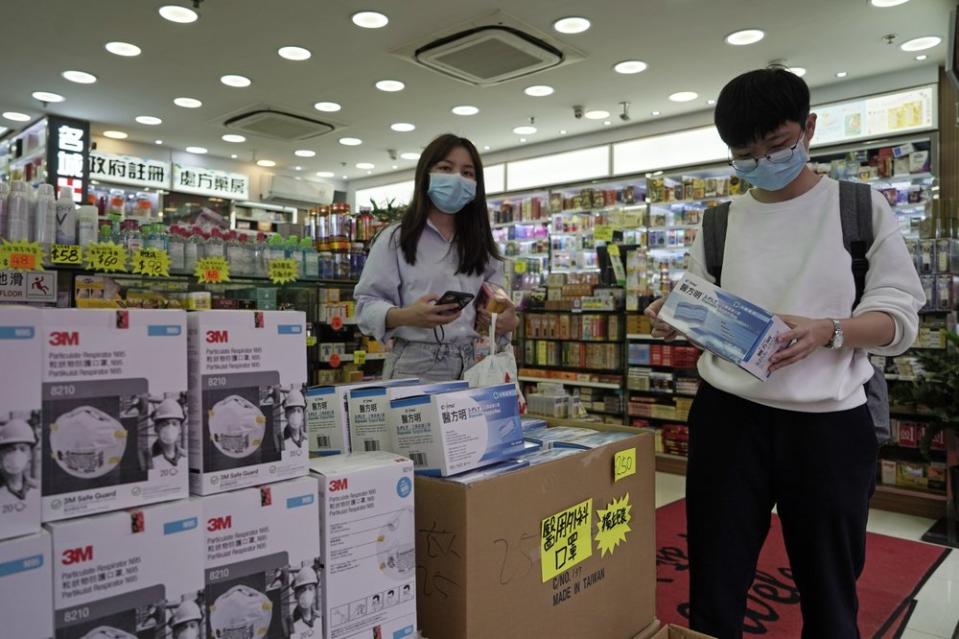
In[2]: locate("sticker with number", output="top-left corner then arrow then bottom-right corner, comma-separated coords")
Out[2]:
613,447 -> 636,482
51,244 -> 84,266
0,240 -> 44,271
268,258 -> 298,284
85,242 -> 129,273
132,248 -> 171,277
195,257 -> 230,283
353,350 -> 367,365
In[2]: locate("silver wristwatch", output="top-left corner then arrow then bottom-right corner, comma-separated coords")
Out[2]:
825,319 -> 845,350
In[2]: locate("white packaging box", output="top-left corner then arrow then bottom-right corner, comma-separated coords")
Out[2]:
306,378 -> 418,457
188,310 -> 308,495
350,380 -> 469,454
523,426 -> 597,450
311,452 -> 416,639
41,309 -> 189,522
0,528 -> 53,639
0,307 -> 43,540
659,273 -> 790,380
47,498 -> 203,639
202,475 -> 321,639
390,383 -> 525,476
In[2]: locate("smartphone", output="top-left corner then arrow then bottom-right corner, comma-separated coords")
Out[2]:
435,290 -> 475,313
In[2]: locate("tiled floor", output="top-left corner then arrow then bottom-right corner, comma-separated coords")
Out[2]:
654,472 -> 959,639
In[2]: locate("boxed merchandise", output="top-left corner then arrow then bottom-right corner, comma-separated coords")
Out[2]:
41,309 -> 188,522
202,475 -> 321,639
525,426 -> 601,449
187,310 -> 308,495
0,307 -> 42,539
48,498 -> 203,639
880,459 -> 897,486
311,453 -> 416,639
553,430 -> 637,450
416,432 -> 655,639
391,383 -> 524,476
0,529 -> 53,639
659,274 -> 789,380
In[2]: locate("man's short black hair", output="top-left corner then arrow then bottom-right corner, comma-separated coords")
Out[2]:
714,66 -> 810,148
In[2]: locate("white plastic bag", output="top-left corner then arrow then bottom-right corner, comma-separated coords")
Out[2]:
463,313 -> 526,410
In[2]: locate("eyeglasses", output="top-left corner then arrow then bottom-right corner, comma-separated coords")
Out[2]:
729,130 -> 806,172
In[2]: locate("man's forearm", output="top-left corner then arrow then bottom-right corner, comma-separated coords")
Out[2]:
831,311 -> 896,349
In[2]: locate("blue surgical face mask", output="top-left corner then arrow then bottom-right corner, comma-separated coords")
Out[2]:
732,132 -> 809,191
428,172 -> 476,214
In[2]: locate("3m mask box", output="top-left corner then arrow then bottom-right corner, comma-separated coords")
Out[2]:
47,498 -> 203,639
0,307 -> 43,540
41,309 -> 188,522
0,528 -> 53,639
659,273 -> 789,380
202,475 -> 321,639
391,383 -> 525,476
349,380 -> 468,454
188,310 -> 308,495
310,452 -> 416,639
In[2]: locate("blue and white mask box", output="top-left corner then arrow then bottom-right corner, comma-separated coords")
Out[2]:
390,383 -> 524,477
659,273 -> 789,380
0,529 -> 52,639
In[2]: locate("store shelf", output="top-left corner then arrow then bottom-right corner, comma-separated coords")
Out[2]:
523,307 -> 621,314
518,376 -> 621,390
526,336 -> 623,343
647,196 -> 734,207
584,407 -> 625,417
863,171 -> 934,185
492,219 -> 550,228
655,453 -> 689,475
628,388 -> 698,399
319,352 -> 387,364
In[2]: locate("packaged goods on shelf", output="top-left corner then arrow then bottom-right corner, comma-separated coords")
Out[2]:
520,417 -> 548,432
890,419 -> 946,450
524,341 -> 623,371
895,460 -> 947,492
662,424 -> 690,457
41,309 -> 188,522
187,310 -> 308,495
936,239 -> 959,273
527,392 -> 574,418
202,476 -> 321,639
311,453 -> 416,639
0,529 -> 52,639
936,274 -> 957,310
880,459 -> 897,486
48,499 -> 203,639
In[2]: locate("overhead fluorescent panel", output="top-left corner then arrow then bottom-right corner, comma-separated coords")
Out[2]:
507,146 -> 609,191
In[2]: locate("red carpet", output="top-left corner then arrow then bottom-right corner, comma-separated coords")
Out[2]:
655,499 -> 952,638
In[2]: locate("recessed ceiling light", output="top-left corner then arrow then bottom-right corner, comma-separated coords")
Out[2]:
613,60 -> 648,74
375,79 -> 405,92
105,41 -> 141,57
174,97 -> 202,108
103,130 -> 128,139
553,16 -> 591,34
483,145 -> 491,150
452,105 -> 479,116
707,99 -> 716,105
62,70 -> 97,84
725,29 -> 764,46
230,154 -> 237,159
356,162 -> 375,170
136,115 -> 162,125
513,125 -> 537,135
603,120 -> 611,126
391,122 -> 415,132
342,175 -> 348,180
916,54 -> 928,61
220,74 -> 251,87
835,71 -> 848,78
222,134 -> 245,143
257,159 -> 276,167
559,129 -> 567,135
32,91 -> 64,103
339,137 -> 363,146
316,171 -> 335,178
294,166 -> 302,171
584,109 -> 610,120
155,140 -> 163,145
669,91 -> 699,102
2,112 -> 31,122
158,5 -> 198,23
278,46 -> 311,61
870,0 -> 910,6
900,36 -> 941,52
786,67 -> 806,77
366,171 -> 372,175
524,85 -> 555,97
294,149 -> 316,157
519,138 -> 527,143
352,11 -> 389,28
651,111 -> 661,116
314,101 -> 341,112
186,146 -> 207,154
400,152 -> 420,160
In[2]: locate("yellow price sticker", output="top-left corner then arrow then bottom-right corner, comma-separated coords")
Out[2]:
595,494 -> 632,557
195,257 -> 230,283
51,244 -> 84,266
513,260 -> 528,274
85,242 -> 128,273
0,240 -> 44,271
594,226 -> 614,242
131,248 -> 171,277
353,350 -> 367,365
540,498 -> 593,582
607,244 -> 621,258
613,447 -> 636,482
306,335 -> 318,347
268,258 -> 298,284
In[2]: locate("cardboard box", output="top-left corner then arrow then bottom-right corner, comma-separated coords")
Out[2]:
187,310 -> 308,495
202,475 -> 321,639
659,274 -> 789,380
646,623 -> 717,639
415,432 -> 655,639
0,307 -> 43,539
311,453 -> 417,639
47,498 -> 203,639
0,528 -> 53,639
41,309 -> 189,522
391,383 -> 524,476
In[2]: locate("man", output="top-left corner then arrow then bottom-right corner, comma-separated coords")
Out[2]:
0,418 -> 37,502
151,398 -> 186,469
291,565 -> 319,633
647,67 -> 923,638
169,599 -> 202,639
283,388 -> 307,449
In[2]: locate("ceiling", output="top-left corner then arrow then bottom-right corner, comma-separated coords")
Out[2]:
0,0 -> 952,184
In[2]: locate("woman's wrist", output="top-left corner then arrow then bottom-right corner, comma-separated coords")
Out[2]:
386,306 -> 407,329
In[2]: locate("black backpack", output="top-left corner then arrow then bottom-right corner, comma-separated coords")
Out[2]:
700,180 -> 890,443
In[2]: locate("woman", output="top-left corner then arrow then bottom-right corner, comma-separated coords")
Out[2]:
355,133 -> 517,383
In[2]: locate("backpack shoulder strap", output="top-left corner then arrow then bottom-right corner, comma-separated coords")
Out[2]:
701,201 -> 731,287
838,181 -> 875,309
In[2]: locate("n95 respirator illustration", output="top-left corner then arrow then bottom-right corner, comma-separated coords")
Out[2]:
49,406 -> 127,478
209,585 -> 274,639
378,508 -> 416,579
208,395 -> 266,459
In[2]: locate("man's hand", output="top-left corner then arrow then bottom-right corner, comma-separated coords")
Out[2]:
769,315 -> 835,372
644,297 -> 679,340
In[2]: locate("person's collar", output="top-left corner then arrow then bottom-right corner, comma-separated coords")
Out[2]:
425,219 -> 453,243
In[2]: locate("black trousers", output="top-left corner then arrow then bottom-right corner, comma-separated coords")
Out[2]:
686,383 -> 878,639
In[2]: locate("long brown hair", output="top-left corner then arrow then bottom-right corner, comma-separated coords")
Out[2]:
396,134 -> 501,276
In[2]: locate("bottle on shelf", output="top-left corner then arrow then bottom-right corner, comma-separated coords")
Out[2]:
350,242 -> 366,279
288,236 -> 305,277
76,206 -> 98,246
34,183 -> 57,249
268,233 -> 286,263
107,191 -> 125,226
205,227 -> 225,259
318,250 -> 334,280
254,232 -> 268,277
120,219 -> 143,254
225,231 -> 245,275
184,226 -> 200,273
144,223 -> 167,253
301,237 -> 318,279
55,186 -> 77,245
6,181 -> 30,241
98,219 -> 116,244
0,182 -> 8,240
167,225 -> 185,273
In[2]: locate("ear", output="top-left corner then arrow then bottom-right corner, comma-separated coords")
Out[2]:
805,113 -> 818,146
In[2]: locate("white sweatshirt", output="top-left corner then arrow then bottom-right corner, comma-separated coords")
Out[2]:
686,176 -> 924,413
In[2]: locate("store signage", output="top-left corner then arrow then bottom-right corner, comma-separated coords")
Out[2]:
353,350 -> 366,365
0,241 -> 44,271
267,258 -> 298,284
173,163 -> 249,200
195,256 -> 230,283
131,248 -> 171,277
85,242 -> 129,272
0,270 -> 57,303
89,151 -> 170,189
47,115 -> 90,203
540,497 -> 593,581
595,493 -> 631,557
50,244 -> 84,266
613,448 -> 636,482
813,85 -> 936,147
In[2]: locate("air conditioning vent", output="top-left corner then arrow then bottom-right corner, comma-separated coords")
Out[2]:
224,109 -> 334,141
262,175 -> 333,206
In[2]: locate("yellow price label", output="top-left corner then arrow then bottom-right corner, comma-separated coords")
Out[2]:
0,240 -> 44,271
85,242 -> 128,273
594,226 -> 614,242
306,335 -> 318,347
268,258 -> 298,284
607,244 -> 621,258
595,494 -> 632,557
195,257 -> 230,283
540,498 -> 593,582
51,244 -> 84,266
513,260 -> 527,274
353,350 -> 367,365
131,248 -> 171,277
613,447 -> 636,482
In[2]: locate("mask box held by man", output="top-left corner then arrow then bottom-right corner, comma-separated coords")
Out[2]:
0,529 -> 53,639
46,498 -> 204,639
0,307 -> 43,540
202,475 -> 321,639
311,452 -> 416,639
187,310 -> 308,495
41,309 -> 188,522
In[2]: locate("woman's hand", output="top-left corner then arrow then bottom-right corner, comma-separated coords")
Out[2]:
769,315 -> 834,372
644,297 -> 679,340
387,294 -> 461,329
476,300 -> 518,336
